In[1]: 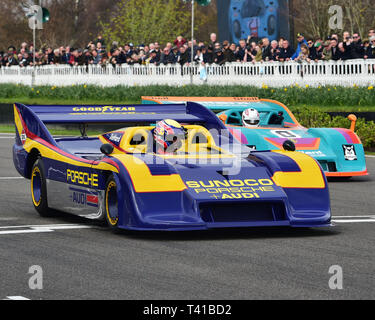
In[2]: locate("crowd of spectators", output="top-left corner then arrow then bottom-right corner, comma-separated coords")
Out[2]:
1,30 -> 375,68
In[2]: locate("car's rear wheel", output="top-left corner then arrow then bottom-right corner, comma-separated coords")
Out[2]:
31,159 -> 50,217
105,175 -> 119,229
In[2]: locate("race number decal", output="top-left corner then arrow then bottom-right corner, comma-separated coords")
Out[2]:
271,130 -> 301,139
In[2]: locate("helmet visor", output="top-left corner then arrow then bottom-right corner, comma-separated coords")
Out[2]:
244,119 -> 260,126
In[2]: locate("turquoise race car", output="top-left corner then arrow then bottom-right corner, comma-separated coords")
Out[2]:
142,96 -> 368,178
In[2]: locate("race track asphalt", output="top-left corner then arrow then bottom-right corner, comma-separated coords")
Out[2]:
0,134 -> 374,300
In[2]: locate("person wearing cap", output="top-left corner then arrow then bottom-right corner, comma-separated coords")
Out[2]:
311,40 -> 324,61
146,49 -> 158,65
213,47 -> 225,65
291,33 -> 308,60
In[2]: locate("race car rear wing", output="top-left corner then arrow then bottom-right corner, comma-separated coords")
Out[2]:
142,96 -> 262,112
14,102 -> 229,146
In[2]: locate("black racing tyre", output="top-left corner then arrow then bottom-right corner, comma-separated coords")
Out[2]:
104,175 -> 119,229
31,158 -> 50,217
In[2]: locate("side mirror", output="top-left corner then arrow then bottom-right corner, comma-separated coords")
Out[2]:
100,144 -> 114,156
348,114 -> 357,132
283,140 -> 296,152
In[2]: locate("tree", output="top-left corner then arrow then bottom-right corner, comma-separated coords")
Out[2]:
0,0 -> 118,51
100,0 -> 214,46
292,0 -> 375,40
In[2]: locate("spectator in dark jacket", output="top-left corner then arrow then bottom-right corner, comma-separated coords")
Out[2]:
223,41 -> 236,63
19,52 -> 32,67
369,36 -> 375,59
160,47 -> 176,64
261,38 -> 272,61
213,48 -> 225,65
344,34 -> 365,59
330,39 -> 341,61
307,39 -> 318,60
177,46 -> 190,66
278,40 -> 294,61
268,40 -> 279,61
338,42 -> 350,60
6,46 -> 19,66
236,39 -> 252,62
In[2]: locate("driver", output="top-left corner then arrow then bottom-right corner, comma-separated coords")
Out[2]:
153,119 -> 186,154
242,108 -> 260,128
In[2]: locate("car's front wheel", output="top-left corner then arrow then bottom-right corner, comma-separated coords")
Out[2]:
105,175 -> 119,229
31,158 -> 51,217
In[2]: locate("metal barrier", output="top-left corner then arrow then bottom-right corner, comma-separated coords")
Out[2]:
0,59 -> 374,87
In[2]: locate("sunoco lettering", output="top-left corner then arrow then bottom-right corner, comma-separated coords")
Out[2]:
186,179 -> 274,188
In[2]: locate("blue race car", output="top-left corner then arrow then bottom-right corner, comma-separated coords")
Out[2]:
229,0 -> 279,43
13,102 -> 331,231
142,97 -> 368,178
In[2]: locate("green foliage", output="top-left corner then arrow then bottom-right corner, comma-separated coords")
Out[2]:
100,0 -> 207,45
1,83 -> 374,150
1,84 -> 375,109
292,106 -> 375,150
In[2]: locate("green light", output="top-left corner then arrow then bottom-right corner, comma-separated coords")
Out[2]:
42,8 -> 50,23
196,0 -> 211,6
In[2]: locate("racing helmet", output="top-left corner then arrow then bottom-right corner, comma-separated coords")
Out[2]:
154,119 -> 186,153
242,108 -> 260,128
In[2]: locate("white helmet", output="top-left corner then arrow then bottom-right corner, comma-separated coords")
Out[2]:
242,108 -> 260,128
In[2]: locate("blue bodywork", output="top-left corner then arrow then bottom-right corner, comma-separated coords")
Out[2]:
229,0 -> 280,43
13,102 -> 331,231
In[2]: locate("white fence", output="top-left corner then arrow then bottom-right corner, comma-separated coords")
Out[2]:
0,59 -> 374,87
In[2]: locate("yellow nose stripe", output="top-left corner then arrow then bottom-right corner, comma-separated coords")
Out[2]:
271,151 -> 326,189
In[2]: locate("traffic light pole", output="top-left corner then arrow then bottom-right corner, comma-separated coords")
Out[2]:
32,16 -> 36,87
31,0 -> 43,87
190,0 -> 194,85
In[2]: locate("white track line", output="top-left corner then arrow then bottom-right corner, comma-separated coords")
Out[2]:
332,215 -> 375,224
0,224 -> 92,235
333,219 -> 375,223
0,177 -> 24,180
333,215 -> 375,219
4,296 -> 30,301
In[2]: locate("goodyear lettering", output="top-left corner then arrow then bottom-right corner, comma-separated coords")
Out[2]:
67,170 -> 99,187
72,106 -> 136,113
